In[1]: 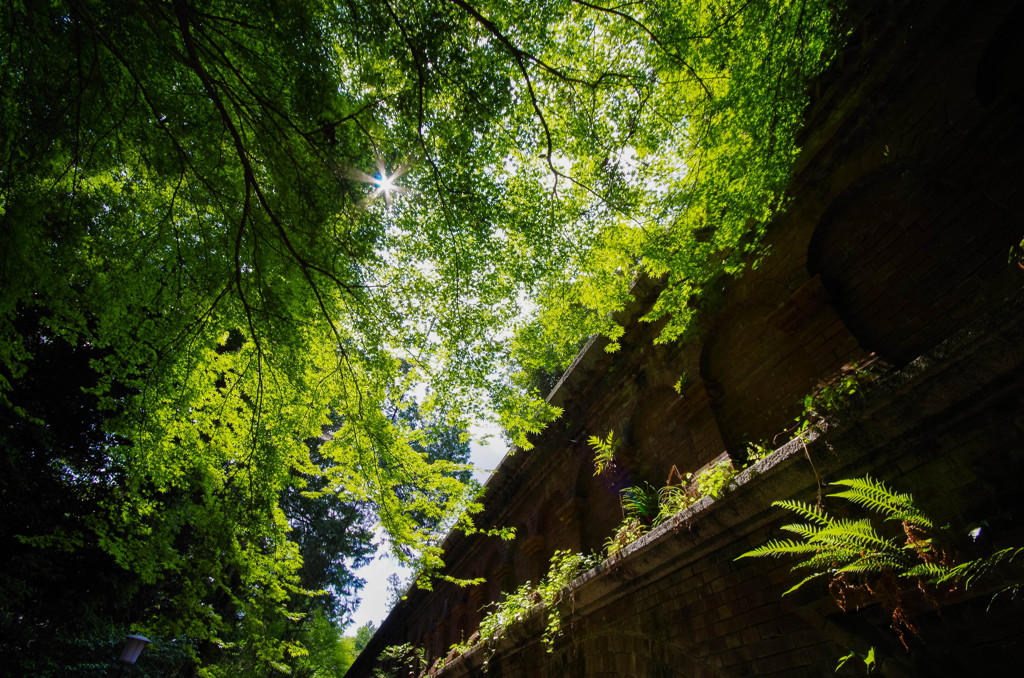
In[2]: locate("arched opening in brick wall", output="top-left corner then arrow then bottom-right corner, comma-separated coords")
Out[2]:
808,166 -> 1022,366
510,521 -> 534,588
698,276 -> 861,456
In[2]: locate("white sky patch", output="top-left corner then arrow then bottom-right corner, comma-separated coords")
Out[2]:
542,152 -> 573,190
468,419 -> 507,483
347,419 -> 509,630
347,545 -> 410,630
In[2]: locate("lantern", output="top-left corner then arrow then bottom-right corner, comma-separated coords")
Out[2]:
118,635 -> 151,665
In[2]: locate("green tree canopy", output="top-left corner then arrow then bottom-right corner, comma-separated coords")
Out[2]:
1,0 -> 839,673
354,621 -> 377,657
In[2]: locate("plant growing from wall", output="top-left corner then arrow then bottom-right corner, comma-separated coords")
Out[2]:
604,518 -> 650,558
738,476 -> 1024,645
597,359 -> 883,563
604,482 -> 658,557
1010,235 -> 1024,268
746,441 -> 775,464
692,459 -> 738,501
792,356 -> 884,439
605,459 -> 742,558
672,374 -> 693,395
593,359 -> 891,576
373,643 -> 426,678
476,550 -> 598,652
836,647 -> 878,674
621,483 -> 660,524
654,459 -> 738,526
937,545 -> 1024,602
588,430 -> 620,476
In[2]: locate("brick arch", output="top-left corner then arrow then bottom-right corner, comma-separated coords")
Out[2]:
465,572 -> 488,634
807,164 -> 1022,366
431,599 -> 450,660
412,617 -> 431,660
698,274 -> 860,454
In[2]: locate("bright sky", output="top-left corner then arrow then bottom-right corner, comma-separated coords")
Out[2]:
346,420 -> 508,631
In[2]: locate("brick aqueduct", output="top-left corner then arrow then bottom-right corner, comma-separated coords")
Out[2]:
346,1 -> 1024,676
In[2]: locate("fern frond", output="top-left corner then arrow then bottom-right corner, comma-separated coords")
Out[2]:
782,571 -> 826,596
904,563 -> 952,581
989,584 -> 1023,610
837,552 -> 907,574
810,516 -> 869,535
835,563 -> 879,575
812,519 -> 899,555
940,547 -> 1024,589
828,476 -> 932,528
800,549 -> 860,570
621,483 -> 658,521
771,499 -> 831,526
657,485 -> 689,502
779,523 -> 824,540
737,539 -> 819,559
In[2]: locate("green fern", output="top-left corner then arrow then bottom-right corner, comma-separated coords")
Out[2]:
621,483 -> 658,523
588,430 -> 618,476
816,519 -> 904,556
654,484 -> 697,525
836,553 -> 910,574
741,473 -> 1024,643
771,499 -> 830,526
939,546 -> 1024,592
738,477 -> 926,594
740,538 -> 820,559
904,562 -> 950,580
782,571 -> 828,596
779,523 -> 825,540
828,476 -> 932,529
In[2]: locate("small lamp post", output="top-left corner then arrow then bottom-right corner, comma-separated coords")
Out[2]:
118,634 -> 151,666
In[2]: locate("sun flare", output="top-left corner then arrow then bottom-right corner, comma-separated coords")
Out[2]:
340,156 -> 410,209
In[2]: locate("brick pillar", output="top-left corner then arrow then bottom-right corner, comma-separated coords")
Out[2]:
434,619 -> 447,657
422,632 -> 433,662
686,379 -> 731,465
520,534 -> 546,582
451,603 -> 466,645
557,497 -> 585,552
495,561 -> 514,594
468,586 -> 487,630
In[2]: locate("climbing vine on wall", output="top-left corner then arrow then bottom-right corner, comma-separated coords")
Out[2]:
477,550 -> 599,653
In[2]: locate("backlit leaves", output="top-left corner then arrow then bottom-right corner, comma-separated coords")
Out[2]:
2,0 -> 841,672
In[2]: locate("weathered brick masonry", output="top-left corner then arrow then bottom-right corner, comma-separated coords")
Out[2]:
346,1 -> 1024,675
